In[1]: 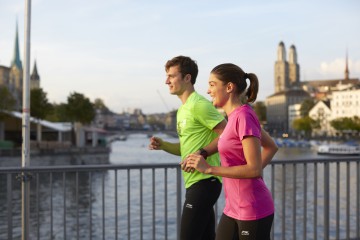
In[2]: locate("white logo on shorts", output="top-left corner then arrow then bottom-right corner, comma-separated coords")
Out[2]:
185,204 -> 193,209
241,230 -> 250,236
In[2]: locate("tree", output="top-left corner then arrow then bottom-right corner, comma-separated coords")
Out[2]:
0,86 -> 16,141
30,88 -> 54,142
292,116 -> 316,138
300,98 -> 315,117
66,92 -> 95,146
30,88 -> 53,120
66,92 -> 95,124
330,116 -> 360,132
94,98 -> 111,114
0,86 -> 16,119
253,101 -> 266,122
45,103 -> 70,122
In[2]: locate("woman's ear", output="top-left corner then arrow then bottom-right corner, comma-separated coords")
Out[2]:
226,82 -> 234,93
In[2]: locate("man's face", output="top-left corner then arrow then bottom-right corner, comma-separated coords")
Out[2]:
165,66 -> 186,95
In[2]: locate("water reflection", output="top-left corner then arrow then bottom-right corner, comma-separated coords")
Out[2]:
0,135 -> 358,239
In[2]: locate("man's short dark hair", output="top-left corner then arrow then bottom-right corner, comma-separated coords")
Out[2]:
165,56 -> 198,85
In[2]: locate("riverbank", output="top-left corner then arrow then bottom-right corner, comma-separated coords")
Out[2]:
0,147 -> 110,167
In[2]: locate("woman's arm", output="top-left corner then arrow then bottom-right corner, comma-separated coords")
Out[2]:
260,128 -> 278,168
187,136 -> 262,179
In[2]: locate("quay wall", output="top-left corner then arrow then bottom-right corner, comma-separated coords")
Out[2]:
0,147 -> 110,167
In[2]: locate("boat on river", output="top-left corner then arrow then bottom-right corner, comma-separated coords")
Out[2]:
317,144 -> 360,156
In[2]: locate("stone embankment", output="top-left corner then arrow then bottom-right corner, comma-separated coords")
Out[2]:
0,145 -> 110,167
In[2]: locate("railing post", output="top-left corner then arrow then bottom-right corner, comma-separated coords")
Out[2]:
281,164 -> 286,240
7,174 -> 13,240
324,162 -> 330,240
176,166 -> 182,240
357,160 -> 360,239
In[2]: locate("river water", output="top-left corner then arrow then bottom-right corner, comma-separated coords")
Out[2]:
0,133 -> 358,239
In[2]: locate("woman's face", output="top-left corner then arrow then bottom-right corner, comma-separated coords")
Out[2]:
207,73 -> 228,108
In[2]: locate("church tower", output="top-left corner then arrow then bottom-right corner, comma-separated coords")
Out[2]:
11,22 -> 23,70
345,50 -> 349,80
274,41 -> 289,92
288,45 -> 300,86
30,60 -> 40,89
9,22 -> 23,109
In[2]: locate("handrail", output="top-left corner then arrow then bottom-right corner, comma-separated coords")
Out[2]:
0,156 -> 359,239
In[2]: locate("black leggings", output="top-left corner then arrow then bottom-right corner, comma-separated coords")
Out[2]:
215,213 -> 274,240
180,177 -> 222,240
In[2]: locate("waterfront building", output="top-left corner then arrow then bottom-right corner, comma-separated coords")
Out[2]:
288,103 -> 302,136
266,42 -> 310,136
266,42 -> 359,137
331,84 -> 360,119
309,100 -> 333,137
308,54 -> 360,137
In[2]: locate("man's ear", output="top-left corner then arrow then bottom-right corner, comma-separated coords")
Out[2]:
184,74 -> 192,83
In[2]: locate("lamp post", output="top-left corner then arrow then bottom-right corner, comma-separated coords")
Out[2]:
21,0 -> 31,239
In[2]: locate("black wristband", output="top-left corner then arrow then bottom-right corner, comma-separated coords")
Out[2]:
199,148 -> 208,159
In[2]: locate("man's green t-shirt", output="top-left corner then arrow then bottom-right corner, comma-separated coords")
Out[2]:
177,92 -> 224,188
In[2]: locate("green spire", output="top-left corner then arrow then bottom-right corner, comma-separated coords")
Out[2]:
11,21 -> 22,69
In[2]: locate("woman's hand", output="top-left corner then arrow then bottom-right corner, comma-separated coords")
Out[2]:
185,153 -> 211,174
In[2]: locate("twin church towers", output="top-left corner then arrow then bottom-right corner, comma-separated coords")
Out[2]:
274,41 -> 300,93
265,42 -> 310,136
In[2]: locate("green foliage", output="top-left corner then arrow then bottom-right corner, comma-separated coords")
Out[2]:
66,92 -> 95,124
45,103 -> 69,122
292,116 -> 316,132
0,86 -> 16,119
30,88 -> 53,120
300,98 -> 315,117
253,101 -> 266,122
94,98 -> 111,114
330,116 -> 360,132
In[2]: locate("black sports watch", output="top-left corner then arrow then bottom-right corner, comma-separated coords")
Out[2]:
199,148 -> 208,159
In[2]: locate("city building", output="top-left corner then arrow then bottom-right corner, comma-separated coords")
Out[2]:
331,84 -> 360,119
265,42 -> 310,136
288,103 -> 302,136
266,42 -> 359,137
0,23 -> 40,110
308,100 -> 333,137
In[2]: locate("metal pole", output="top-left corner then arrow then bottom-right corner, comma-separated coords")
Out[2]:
21,0 -> 32,239
323,162 -> 330,240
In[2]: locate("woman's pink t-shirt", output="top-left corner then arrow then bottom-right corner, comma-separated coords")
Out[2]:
218,104 -> 274,220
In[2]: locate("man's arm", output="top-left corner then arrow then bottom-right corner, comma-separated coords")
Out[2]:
148,136 -> 181,156
196,119 -> 227,156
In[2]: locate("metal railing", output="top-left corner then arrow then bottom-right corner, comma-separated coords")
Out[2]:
0,157 -> 359,240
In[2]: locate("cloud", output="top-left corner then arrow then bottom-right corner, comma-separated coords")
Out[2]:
320,58 -> 360,78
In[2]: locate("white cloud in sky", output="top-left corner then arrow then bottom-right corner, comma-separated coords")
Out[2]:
320,58 -> 360,78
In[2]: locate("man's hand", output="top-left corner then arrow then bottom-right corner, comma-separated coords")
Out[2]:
180,158 -> 195,173
148,136 -> 163,150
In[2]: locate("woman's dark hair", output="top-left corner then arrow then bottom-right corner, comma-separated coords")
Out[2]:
165,56 -> 198,85
211,63 -> 259,103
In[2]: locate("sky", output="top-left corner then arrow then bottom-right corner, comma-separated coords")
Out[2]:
0,0 -> 359,114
